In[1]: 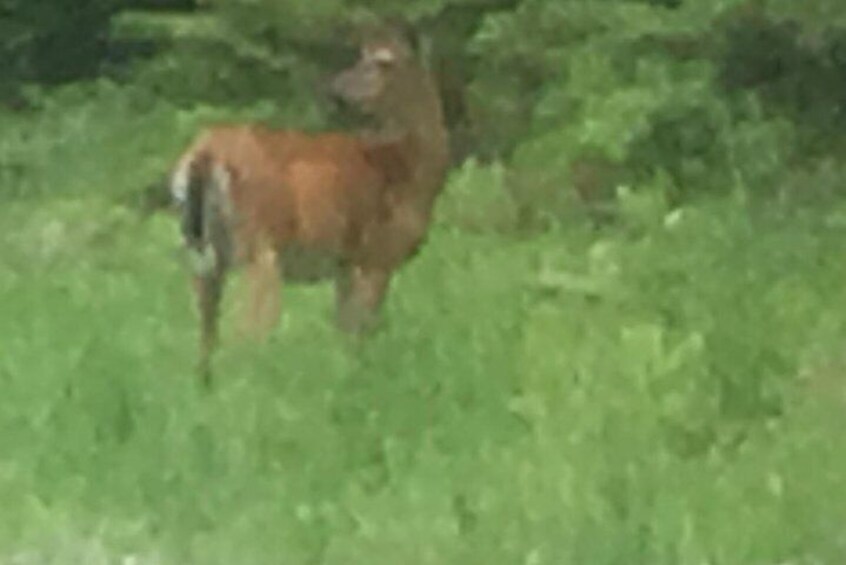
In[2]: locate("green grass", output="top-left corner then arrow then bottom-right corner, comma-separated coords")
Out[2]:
0,82 -> 844,564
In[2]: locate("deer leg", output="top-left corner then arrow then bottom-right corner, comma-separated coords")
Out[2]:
238,242 -> 281,341
335,265 -> 392,334
193,264 -> 227,386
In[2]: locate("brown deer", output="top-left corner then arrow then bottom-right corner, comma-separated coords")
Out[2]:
169,24 -> 450,382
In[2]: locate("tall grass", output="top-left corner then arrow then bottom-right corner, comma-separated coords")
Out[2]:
0,81 -> 844,564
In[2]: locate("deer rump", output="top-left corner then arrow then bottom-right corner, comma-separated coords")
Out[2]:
174,124 -> 421,284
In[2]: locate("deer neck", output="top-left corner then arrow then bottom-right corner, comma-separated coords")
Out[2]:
374,82 -> 450,206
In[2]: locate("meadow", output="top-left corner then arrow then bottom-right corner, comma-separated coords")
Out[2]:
0,81 -> 845,564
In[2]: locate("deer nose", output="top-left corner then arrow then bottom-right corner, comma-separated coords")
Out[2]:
331,64 -> 382,105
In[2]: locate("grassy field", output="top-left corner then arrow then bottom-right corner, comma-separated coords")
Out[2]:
0,83 -> 845,564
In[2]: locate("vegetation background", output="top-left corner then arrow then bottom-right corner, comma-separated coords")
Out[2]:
1,0 -> 845,562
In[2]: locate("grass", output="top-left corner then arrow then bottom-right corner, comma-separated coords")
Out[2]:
0,81 -> 844,564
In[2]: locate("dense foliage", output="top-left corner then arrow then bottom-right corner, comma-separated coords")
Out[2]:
5,0 -> 846,212
0,0 -> 845,563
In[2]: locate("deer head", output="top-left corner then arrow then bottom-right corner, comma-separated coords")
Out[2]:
330,25 -> 440,132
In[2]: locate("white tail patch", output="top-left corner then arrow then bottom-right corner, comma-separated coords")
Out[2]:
185,159 -> 234,277
170,156 -> 192,206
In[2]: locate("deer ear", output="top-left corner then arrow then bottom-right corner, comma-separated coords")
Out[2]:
369,46 -> 398,65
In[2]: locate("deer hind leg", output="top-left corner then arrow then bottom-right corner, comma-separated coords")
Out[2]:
194,262 -> 227,386
335,265 -> 392,334
237,239 -> 281,342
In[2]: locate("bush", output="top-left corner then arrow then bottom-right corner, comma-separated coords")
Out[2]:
0,0 -> 121,87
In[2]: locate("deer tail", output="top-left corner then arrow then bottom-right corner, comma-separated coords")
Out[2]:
171,151 -> 231,275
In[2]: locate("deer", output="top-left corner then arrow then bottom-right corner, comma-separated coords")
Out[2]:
168,24 -> 450,383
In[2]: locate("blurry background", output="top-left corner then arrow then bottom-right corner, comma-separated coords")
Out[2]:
0,0 -> 845,563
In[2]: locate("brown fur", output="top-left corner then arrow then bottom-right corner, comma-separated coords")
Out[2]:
171,28 -> 450,382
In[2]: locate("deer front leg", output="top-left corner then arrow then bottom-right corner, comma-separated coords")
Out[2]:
238,242 -> 281,342
335,265 -> 392,334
